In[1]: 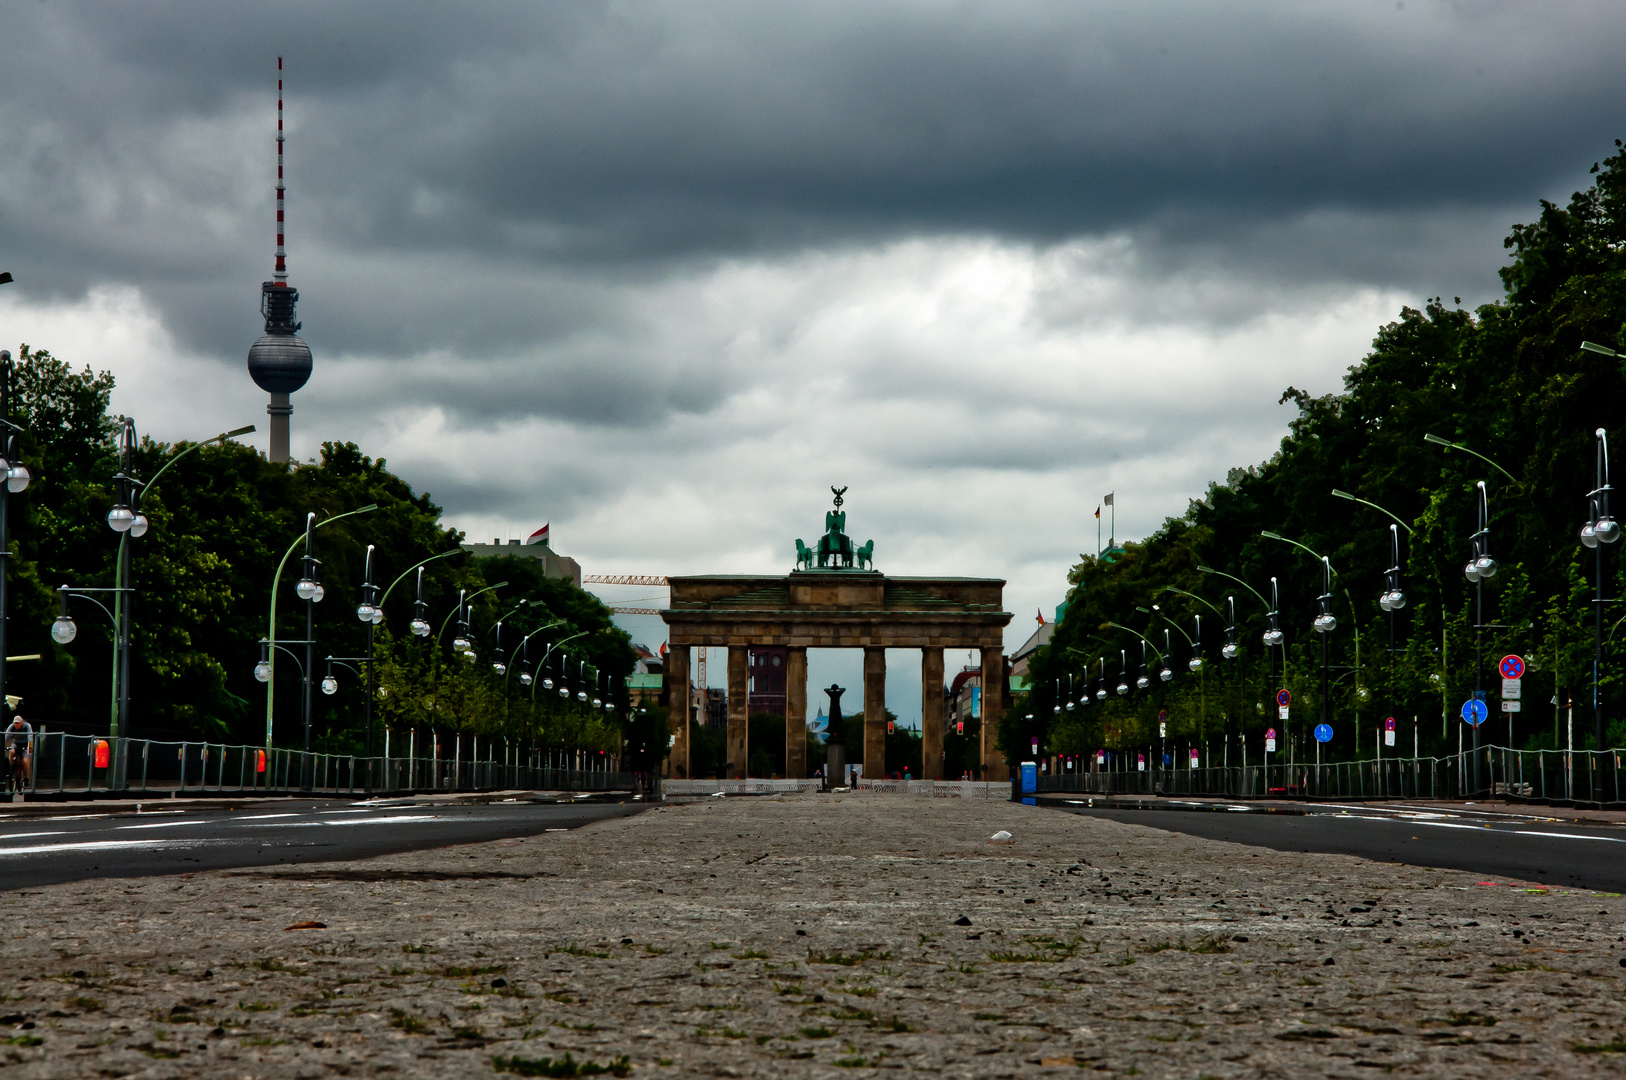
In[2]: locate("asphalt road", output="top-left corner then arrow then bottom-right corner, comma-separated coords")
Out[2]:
0,798 -> 644,890
1056,800 -> 1626,892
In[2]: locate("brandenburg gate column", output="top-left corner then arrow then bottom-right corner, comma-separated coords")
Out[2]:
863,646 -> 886,778
980,645 -> 1007,781
921,648 -> 944,780
727,644 -> 749,779
667,643 -> 690,779
785,647 -> 808,779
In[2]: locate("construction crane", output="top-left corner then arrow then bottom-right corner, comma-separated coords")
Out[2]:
581,573 -> 670,617
582,571 -> 706,710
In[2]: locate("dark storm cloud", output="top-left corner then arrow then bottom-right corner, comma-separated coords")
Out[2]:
3,3 -> 1623,315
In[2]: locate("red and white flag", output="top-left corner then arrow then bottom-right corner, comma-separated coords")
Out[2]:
526,523 -> 550,546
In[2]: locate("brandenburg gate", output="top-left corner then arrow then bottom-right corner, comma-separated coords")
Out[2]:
660,489 -> 1013,781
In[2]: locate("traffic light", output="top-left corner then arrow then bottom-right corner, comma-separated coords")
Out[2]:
956,720 -> 964,735
887,719 -> 895,734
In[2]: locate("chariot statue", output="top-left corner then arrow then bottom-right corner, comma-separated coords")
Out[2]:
795,486 -> 875,571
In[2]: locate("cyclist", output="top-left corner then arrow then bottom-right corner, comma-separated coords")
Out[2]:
3,714 -> 32,792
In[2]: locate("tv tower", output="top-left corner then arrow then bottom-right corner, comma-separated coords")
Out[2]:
246,57 -> 313,463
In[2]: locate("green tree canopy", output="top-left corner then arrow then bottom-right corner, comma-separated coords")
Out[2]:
1008,140 -> 1626,763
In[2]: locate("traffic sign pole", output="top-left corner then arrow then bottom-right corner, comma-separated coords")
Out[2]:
1499,655 -> 1525,765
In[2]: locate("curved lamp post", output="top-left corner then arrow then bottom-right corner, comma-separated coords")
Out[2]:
1222,597 -> 1240,660
293,512 -> 329,789
1463,480 -> 1496,794
1331,489 -> 1415,535
1263,532 -> 1337,773
379,547 -> 466,620
96,416 -> 255,788
507,619 -> 567,689
256,637 -> 306,787
529,631 -> 588,702
1377,524 -> 1407,753
1424,433 -> 1518,485
0,348 -> 33,770
354,545 -> 382,791
1581,428 -> 1620,758
263,503 -> 377,761
1107,625 -> 1166,687
0,351 -> 31,757
437,582 -> 507,657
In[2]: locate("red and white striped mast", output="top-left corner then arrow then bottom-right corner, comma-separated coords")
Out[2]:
274,56 -> 287,286
246,55 -> 314,464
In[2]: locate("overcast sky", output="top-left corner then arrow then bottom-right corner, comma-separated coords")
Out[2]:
2,2 -> 1622,724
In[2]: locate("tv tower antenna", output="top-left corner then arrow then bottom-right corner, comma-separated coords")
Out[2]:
246,56 -> 313,463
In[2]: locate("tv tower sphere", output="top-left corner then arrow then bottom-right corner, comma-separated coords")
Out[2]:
247,307 -> 313,395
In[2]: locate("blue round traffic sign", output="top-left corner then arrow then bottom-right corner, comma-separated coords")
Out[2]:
1499,654 -> 1525,680
1461,698 -> 1488,726
1314,723 -> 1333,743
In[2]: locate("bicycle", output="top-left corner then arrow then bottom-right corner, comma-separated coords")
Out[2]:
3,745 -> 19,794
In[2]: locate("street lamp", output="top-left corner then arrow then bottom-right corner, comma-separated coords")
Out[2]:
1221,597 -> 1239,660
1464,480 -> 1494,794
297,512 -> 326,788
451,589 -> 472,654
1424,433 -> 1519,485
1188,616 -> 1203,672
1378,518 -> 1406,686
1584,427 -> 1618,759
1464,482 -> 1498,584
1262,578 -> 1285,648
410,566 -> 432,637
1313,558 -> 1337,634
51,588 -> 76,644
1313,556 -> 1336,778
355,544 -> 381,792
1263,532 -> 1337,772
262,502 -> 377,764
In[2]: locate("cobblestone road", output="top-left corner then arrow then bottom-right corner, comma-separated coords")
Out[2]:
3,794 -> 1624,1077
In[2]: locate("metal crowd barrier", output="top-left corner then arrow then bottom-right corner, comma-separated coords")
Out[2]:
10,732 -> 642,798
1031,746 -> 1626,807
